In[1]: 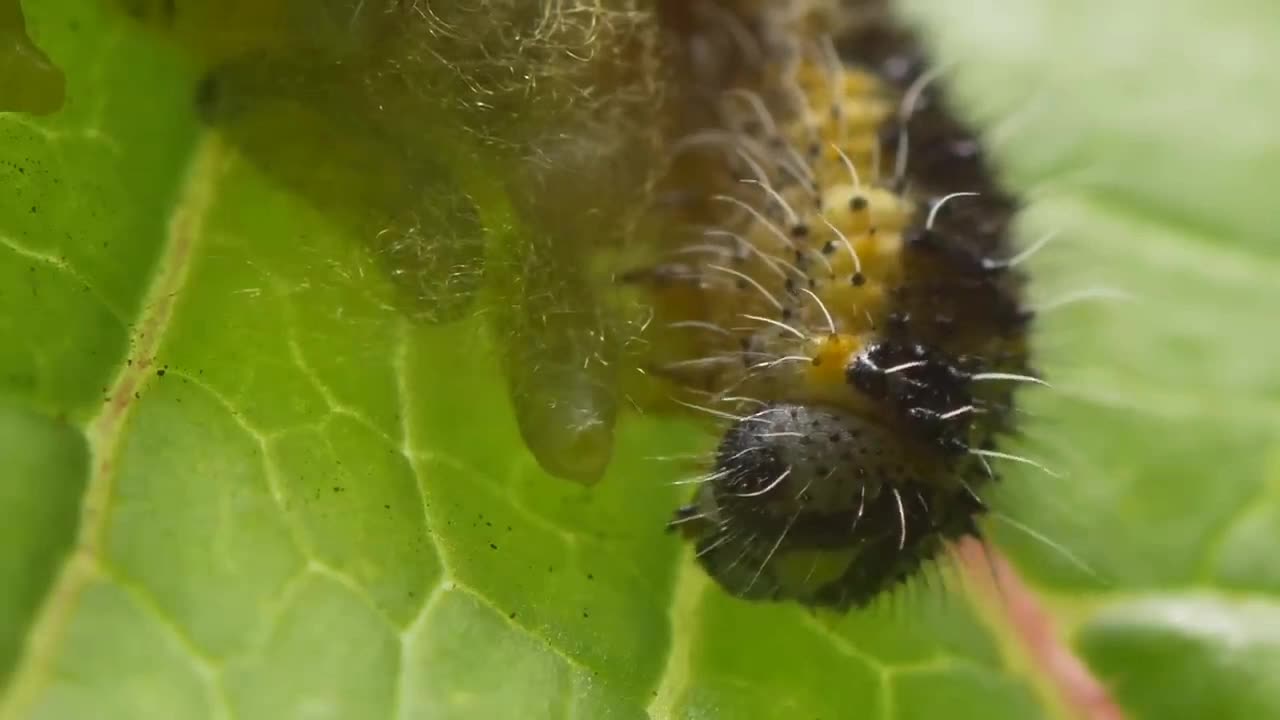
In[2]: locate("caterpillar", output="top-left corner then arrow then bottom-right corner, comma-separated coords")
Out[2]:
619,0 -> 1037,610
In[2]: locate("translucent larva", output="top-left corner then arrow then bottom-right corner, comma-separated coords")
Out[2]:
0,0 -> 65,115
192,51 -> 488,325
140,0 -> 666,484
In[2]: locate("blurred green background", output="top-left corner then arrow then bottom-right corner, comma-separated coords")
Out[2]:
2,1 -> 1278,718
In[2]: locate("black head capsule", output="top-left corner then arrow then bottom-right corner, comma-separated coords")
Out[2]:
674,403 -> 975,609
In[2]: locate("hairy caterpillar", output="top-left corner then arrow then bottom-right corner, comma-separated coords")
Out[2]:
618,0 -> 1038,609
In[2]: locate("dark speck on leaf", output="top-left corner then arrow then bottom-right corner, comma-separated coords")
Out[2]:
155,369 -> 165,377
489,543 -> 498,550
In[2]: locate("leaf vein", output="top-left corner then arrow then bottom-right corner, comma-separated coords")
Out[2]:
0,134 -> 226,718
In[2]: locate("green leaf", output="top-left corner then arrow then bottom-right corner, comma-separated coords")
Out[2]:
2,1 -> 1278,720
900,0 -> 1280,717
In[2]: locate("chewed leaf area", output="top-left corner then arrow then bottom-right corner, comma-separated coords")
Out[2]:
2,1 -> 1280,720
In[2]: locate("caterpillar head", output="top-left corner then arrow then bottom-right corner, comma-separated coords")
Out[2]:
671,401 -> 986,609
